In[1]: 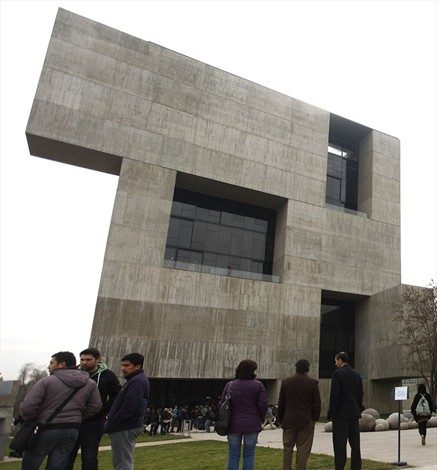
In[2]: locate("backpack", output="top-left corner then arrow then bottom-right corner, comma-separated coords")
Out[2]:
416,394 -> 431,417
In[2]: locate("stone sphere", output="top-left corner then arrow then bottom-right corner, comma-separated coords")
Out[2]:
375,419 -> 389,431
363,408 -> 380,419
402,410 -> 413,420
359,413 -> 376,432
324,421 -> 333,432
408,421 -> 418,429
387,413 -> 407,429
427,416 -> 437,428
400,422 -> 409,430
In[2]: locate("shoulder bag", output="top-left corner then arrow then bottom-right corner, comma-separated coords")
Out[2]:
215,381 -> 232,436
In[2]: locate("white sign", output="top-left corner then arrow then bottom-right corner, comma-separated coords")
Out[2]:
394,386 -> 409,401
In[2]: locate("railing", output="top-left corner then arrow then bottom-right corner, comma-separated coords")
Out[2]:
163,259 -> 280,283
325,203 -> 368,218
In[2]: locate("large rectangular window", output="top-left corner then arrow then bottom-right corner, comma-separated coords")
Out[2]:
164,188 -> 276,276
326,144 -> 358,210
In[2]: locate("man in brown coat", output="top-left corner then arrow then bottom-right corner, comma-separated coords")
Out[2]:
278,359 -> 321,470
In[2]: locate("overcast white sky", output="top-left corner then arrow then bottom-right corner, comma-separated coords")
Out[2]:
1,0 -> 436,380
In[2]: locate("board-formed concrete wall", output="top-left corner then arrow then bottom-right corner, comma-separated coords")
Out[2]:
27,9 -> 403,406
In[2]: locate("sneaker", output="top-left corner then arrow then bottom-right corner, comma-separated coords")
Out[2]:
421,435 -> 425,445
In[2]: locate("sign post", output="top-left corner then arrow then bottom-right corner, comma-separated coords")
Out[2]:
391,386 -> 408,467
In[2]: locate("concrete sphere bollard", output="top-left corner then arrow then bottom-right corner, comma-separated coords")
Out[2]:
387,413 -> 407,429
402,410 -> 413,420
427,416 -> 437,428
359,413 -> 376,432
375,419 -> 389,431
324,421 -> 333,432
400,422 -> 409,430
408,420 -> 418,429
363,408 -> 380,419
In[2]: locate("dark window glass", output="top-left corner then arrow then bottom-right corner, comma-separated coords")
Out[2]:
326,144 -> 358,210
164,188 -> 276,275
319,300 -> 355,378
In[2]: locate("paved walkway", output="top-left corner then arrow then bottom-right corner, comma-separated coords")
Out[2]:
170,424 -> 436,469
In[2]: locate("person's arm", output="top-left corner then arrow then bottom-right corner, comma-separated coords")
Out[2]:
426,394 -> 435,414
327,373 -> 340,420
312,381 -> 321,422
411,394 -> 419,420
257,383 -> 269,420
277,382 -> 285,425
105,370 -> 122,415
20,379 -> 46,421
83,382 -> 103,419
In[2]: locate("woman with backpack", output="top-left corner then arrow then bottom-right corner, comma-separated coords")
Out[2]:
411,383 -> 435,445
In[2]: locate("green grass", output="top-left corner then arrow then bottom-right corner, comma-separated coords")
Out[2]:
99,432 -> 188,447
1,440 -> 397,469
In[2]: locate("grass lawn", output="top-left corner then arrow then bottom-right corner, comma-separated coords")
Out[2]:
1,440 -> 397,469
99,432 -> 188,447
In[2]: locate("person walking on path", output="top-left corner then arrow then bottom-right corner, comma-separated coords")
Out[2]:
67,347 -> 121,470
219,359 -> 268,470
411,383 -> 435,445
20,351 -> 102,470
104,353 -> 150,470
278,359 -> 321,470
327,351 -> 364,470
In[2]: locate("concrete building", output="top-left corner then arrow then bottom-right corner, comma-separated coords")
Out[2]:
27,9 -> 412,413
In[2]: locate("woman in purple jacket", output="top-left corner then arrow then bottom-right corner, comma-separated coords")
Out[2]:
219,359 -> 269,470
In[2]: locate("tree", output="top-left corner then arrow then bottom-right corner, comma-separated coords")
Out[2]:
394,281 -> 437,404
13,363 -> 48,416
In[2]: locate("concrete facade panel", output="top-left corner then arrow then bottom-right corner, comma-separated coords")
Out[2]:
27,9 -> 407,411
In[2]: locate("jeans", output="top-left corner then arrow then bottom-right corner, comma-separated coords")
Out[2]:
227,432 -> 258,470
66,421 -> 104,470
21,428 -> 79,470
109,427 -> 142,470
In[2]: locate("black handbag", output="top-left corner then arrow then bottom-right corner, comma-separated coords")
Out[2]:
215,382 -> 232,436
10,384 -> 84,454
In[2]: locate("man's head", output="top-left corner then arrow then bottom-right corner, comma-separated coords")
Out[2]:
49,351 -> 76,374
295,358 -> 310,374
80,347 -> 101,372
334,351 -> 350,368
120,352 -> 144,378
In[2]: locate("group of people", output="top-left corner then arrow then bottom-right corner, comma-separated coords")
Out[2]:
219,351 -> 436,470
15,348 -> 435,470
17,348 -> 148,470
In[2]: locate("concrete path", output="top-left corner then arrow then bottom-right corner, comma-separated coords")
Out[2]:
185,424 -> 437,469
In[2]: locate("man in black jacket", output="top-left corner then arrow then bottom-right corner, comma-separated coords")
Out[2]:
328,352 -> 364,470
67,347 -> 121,470
104,352 -> 150,470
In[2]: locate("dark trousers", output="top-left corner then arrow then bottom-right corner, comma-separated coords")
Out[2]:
283,421 -> 315,470
418,419 -> 428,437
67,421 -> 104,470
332,418 -> 361,470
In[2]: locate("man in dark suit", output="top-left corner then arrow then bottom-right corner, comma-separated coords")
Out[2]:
278,359 -> 321,470
328,351 -> 364,470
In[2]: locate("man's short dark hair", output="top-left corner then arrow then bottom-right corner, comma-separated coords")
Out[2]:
80,347 -> 101,359
335,351 -> 350,363
121,353 -> 144,367
295,359 -> 310,373
52,351 -> 76,368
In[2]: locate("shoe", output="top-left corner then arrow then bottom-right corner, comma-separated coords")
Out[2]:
421,435 -> 425,445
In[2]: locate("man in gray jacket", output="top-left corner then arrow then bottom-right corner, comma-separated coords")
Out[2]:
20,351 -> 102,470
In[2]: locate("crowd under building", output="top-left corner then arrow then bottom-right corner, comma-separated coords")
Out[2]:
27,8 -> 414,414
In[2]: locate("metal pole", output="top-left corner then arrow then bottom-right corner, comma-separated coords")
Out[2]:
391,400 -> 407,466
